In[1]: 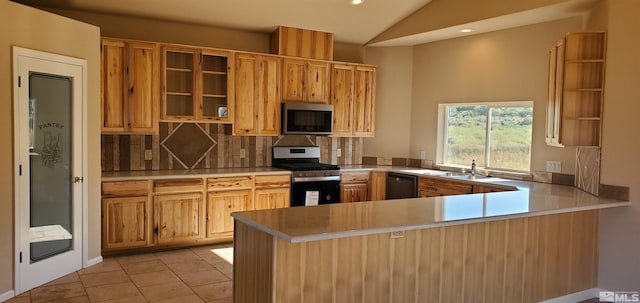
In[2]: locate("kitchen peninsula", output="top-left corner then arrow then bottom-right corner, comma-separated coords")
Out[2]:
231,176 -> 629,303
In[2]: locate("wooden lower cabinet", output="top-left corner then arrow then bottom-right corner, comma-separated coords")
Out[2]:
155,192 -> 204,244
341,183 -> 369,203
340,172 -> 370,203
419,176 -> 473,197
207,190 -> 253,235
102,196 -> 152,250
254,188 -> 290,210
101,173 -> 290,253
369,171 -> 386,201
473,184 -> 510,193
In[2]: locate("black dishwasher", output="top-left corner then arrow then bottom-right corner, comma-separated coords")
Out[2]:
385,172 -> 418,200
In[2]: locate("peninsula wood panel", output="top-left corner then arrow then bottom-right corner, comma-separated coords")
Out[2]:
234,210 -> 598,303
233,222 -> 274,303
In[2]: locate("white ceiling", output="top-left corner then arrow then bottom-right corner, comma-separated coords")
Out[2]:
14,0 -> 432,45
15,0 -> 600,46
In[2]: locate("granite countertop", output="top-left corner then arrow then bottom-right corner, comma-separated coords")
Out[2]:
101,167 -> 290,181
232,173 -> 629,243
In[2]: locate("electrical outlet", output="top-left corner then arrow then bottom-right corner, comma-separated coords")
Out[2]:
420,151 -> 426,160
144,149 -> 153,161
390,230 -> 405,239
336,148 -> 342,157
546,161 -> 561,173
239,148 -> 246,159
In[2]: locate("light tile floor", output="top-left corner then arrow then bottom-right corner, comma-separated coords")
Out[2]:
7,243 -> 235,303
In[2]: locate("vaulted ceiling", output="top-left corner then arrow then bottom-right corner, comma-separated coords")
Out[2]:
13,0 -> 600,46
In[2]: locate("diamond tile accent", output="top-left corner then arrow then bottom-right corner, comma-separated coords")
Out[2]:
161,123 -> 216,169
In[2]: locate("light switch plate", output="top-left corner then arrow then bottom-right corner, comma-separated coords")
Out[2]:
144,149 -> 153,161
239,148 -> 246,159
420,151 -> 426,160
546,161 -> 561,173
336,148 -> 342,157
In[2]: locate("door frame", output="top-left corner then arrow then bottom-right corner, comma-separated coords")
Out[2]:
12,46 -> 89,294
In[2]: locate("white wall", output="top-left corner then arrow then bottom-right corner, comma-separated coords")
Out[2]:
363,46 -> 414,158
409,17 -> 582,173
597,0 -> 640,291
0,1 -> 101,295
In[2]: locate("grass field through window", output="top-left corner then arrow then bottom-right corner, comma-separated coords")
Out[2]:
445,105 -> 532,171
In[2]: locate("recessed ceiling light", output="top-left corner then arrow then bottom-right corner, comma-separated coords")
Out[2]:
460,29 -> 473,33
351,0 -> 364,5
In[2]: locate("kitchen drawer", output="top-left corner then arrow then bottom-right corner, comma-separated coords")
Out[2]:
207,176 -> 254,191
419,177 -> 473,196
154,179 -> 204,193
255,174 -> 290,189
102,180 -> 150,197
341,172 -> 370,184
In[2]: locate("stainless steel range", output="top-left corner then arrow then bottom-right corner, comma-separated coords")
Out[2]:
272,146 -> 340,207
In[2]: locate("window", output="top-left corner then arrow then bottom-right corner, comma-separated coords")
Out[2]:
438,101 -> 533,172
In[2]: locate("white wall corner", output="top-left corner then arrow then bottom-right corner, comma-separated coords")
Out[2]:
0,290 -> 16,303
86,256 -> 103,268
538,288 -> 604,303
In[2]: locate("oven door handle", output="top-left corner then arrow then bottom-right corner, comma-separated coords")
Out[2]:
292,176 -> 341,183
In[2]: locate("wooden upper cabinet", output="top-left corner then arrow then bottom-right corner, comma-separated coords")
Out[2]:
282,58 -> 330,104
282,59 -> 307,101
270,26 -> 334,61
330,64 -> 354,136
307,61 -> 331,103
353,66 -> 376,137
234,53 -> 281,136
101,39 -> 126,132
546,31 -> 606,147
162,46 -> 234,123
163,46 -> 197,120
234,54 -> 258,134
331,63 -> 376,137
101,38 -> 159,134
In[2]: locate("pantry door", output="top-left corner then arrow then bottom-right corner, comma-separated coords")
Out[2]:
13,47 -> 87,293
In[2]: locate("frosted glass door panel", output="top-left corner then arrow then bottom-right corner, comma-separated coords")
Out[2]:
29,73 -> 73,263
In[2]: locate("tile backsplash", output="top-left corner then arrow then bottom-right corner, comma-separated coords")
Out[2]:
101,122 -> 363,172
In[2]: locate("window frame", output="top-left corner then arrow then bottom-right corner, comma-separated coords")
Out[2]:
436,101 -> 534,173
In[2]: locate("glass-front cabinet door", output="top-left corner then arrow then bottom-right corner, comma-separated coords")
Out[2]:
163,47 -> 196,120
201,50 -> 233,123
162,46 -> 233,123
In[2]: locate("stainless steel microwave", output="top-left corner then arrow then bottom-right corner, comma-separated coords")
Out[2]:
281,101 -> 333,135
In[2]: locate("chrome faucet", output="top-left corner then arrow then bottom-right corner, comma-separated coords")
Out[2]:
471,158 -> 477,175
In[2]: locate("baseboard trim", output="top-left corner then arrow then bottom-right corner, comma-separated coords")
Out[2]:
86,256 -> 103,268
539,288 -> 603,303
0,290 -> 16,302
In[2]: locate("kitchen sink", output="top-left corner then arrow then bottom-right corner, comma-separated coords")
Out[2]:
445,173 -> 487,180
